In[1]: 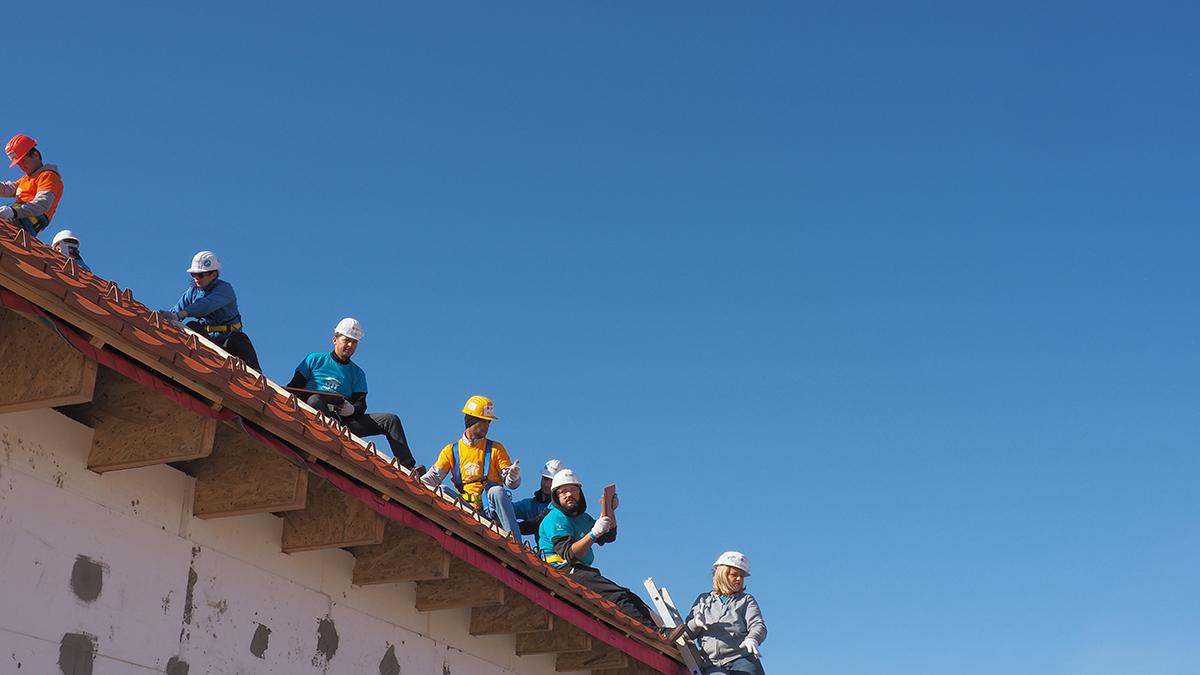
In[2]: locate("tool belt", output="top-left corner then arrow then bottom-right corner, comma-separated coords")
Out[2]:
202,321 -> 242,334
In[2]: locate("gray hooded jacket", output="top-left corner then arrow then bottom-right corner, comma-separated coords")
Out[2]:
684,591 -> 767,666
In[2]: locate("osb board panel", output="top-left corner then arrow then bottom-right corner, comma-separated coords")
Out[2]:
515,620 -> 592,655
556,643 -> 629,672
58,365 -> 216,472
414,557 -> 505,611
0,306 -> 97,413
470,591 -> 553,635
349,520 -> 449,585
180,423 -> 308,519
280,474 -> 385,552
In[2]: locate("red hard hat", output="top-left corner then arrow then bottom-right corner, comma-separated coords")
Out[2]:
6,135 -> 37,167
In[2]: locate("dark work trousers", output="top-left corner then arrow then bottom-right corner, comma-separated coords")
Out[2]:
304,394 -> 416,469
184,322 -> 261,371
565,564 -> 658,628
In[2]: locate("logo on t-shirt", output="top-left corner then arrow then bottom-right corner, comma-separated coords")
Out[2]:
319,377 -> 342,392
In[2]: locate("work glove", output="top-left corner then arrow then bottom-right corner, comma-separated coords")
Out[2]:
504,460 -> 521,487
159,311 -> 180,322
687,613 -> 707,634
0,205 -> 13,221
740,637 -> 760,657
590,516 -> 613,539
337,400 -> 356,417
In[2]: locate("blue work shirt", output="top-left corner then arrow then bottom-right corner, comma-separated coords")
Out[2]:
170,278 -> 242,328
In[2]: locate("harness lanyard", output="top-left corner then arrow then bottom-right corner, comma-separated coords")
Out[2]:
451,440 -> 495,511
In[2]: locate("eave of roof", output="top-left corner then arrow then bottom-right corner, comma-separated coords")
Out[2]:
0,220 -> 687,675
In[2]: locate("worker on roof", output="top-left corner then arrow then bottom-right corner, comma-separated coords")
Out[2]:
537,469 -> 658,628
681,552 -> 768,675
420,396 -> 523,536
50,230 -> 90,272
512,459 -> 566,541
288,318 -> 422,473
0,135 -> 64,237
161,251 -> 261,371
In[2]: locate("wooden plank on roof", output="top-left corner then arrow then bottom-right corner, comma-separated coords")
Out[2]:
414,556 -> 505,611
348,520 -> 450,585
470,592 -> 554,635
280,474 -> 385,552
515,620 -> 592,655
0,306 -> 97,413
179,422 -> 308,519
555,643 -> 629,671
58,365 -> 216,472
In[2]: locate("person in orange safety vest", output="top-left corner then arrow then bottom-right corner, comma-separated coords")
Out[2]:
1,135 -> 64,238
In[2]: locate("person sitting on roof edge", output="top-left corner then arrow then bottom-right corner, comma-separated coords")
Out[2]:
51,230 -> 90,272
537,469 -> 658,629
512,459 -> 566,541
287,318 -> 421,473
420,396 -> 523,536
0,134 -> 63,237
682,551 -> 768,675
161,251 -> 261,372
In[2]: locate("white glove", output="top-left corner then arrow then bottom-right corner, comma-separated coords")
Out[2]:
0,205 -> 13,221
688,613 -> 707,633
590,516 -> 613,539
337,400 -> 355,417
160,310 -> 180,322
740,637 -> 760,657
504,460 -> 521,487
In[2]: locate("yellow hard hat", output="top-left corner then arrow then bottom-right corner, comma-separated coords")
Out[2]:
462,395 -> 497,420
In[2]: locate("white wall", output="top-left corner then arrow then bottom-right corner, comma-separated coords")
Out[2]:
0,409 -> 574,675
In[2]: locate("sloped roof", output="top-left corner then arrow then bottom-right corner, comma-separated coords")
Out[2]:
0,220 -> 685,675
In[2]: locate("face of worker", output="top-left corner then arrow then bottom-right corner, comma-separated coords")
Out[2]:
332,334 -> 358,360
8,149 -> 41,175
723,566 -> 746,592
190,270 -> 218,290
466,418 -> 490,441
555,484 -> 581,510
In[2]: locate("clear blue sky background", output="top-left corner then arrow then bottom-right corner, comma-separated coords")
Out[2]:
11,3 -> 1199,673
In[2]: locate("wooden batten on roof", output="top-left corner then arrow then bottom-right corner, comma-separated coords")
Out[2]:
0,218 -> 687,675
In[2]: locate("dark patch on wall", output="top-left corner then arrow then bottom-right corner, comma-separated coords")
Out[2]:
442,661 -> 451,675
70,556 -> 104,603
58,632 -> 96,675
315,618 -> 339,661
379,644 -> 400,675
165,656 -> 189,675
250,624 -> 271,659
182,568 -> 198,625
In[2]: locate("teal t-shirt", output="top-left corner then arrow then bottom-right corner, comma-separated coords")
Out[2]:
295,352 -> 368,398
538,506 -> 597,567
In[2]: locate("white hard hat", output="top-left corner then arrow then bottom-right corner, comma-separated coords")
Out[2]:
713,551 -> 751,576
187,251 -> 221,273
542,459 -> 566,479
550,469 -> 581,492
51,230 -> 80,247
335,318 -> 364,340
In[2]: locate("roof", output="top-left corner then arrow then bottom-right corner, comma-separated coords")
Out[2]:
0,219 -> 687,675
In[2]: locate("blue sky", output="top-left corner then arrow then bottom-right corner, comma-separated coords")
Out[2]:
11,2 -> 1199,673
